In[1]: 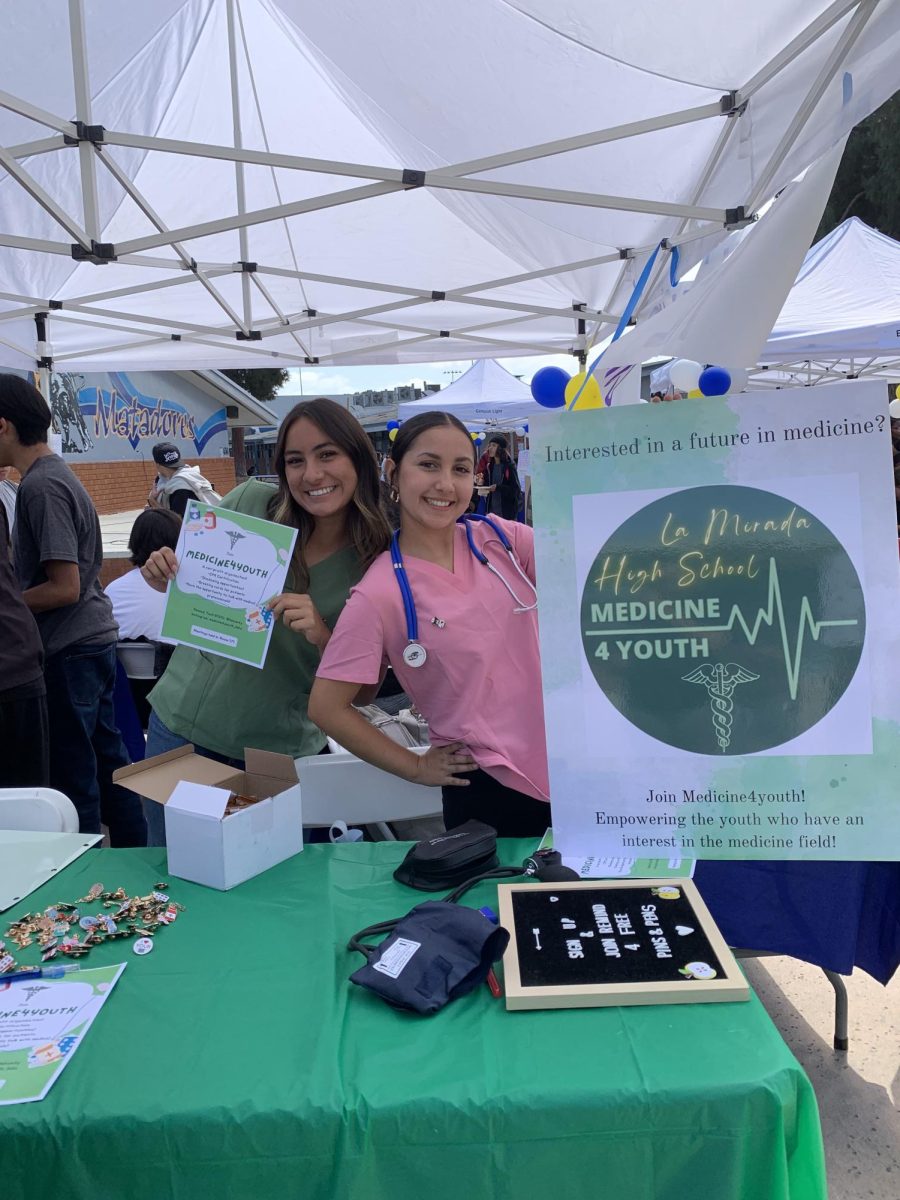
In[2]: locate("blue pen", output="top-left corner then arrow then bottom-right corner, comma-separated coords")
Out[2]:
2,963 -> 83,983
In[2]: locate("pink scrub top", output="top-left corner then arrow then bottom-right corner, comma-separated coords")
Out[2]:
317,517 -> 549,802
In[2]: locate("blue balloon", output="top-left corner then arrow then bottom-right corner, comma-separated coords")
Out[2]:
698,366 -> 731,396
530,366 -> 570,408
386,419 -> 400,431
523,423 -> 529,433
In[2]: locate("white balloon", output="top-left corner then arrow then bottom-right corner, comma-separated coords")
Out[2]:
726,366 -> 749,392
889,398 -> 900,418
669,359 -> 702,391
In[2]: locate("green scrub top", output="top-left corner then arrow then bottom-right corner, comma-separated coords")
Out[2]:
149,479 -> 364,760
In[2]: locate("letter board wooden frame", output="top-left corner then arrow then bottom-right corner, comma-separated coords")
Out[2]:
497,877 -> 749,1010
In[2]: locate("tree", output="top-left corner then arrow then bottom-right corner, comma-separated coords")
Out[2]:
815,91 -> 900,243
222,367 -> 289,403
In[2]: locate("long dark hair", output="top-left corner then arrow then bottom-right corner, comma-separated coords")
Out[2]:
269,398 -> 390,588
488,436 -> 511,463
390,410 -> 477,469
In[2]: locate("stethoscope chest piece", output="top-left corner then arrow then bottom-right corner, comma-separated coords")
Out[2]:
402,641 -> 427,668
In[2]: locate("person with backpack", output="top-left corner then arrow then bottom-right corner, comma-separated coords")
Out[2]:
148,441 -> 221,517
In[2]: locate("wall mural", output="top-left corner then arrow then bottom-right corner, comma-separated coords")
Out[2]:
37,371 -> 228,462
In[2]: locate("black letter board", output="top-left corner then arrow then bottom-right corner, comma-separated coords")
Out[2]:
497,878 -> 748,1010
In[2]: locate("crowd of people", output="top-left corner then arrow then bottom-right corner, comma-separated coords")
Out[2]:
0,374 -> 547,844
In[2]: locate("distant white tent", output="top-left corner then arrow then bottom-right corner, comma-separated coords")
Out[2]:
751,217 -> 900,387
0,1 -> 898,379
397,359 -> 535,425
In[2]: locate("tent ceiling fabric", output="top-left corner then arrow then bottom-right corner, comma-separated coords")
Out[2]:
0,0 -> 898,372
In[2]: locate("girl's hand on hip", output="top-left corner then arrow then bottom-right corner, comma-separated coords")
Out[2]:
265,593 -> 330,650
413,742 -> 476,787
140,546 -> 179,592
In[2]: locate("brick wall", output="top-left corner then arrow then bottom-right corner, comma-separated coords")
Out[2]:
70,457 -> 237,515
100,557 -> 136,589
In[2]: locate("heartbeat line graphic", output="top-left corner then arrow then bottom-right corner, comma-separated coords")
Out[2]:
585,556 -> 861,700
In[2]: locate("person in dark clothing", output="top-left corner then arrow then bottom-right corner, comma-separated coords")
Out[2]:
0,494 -> 49,788
483,435 -> 521,521
0,373 -> 146,844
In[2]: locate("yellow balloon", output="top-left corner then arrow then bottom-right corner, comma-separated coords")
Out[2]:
470,431 -> 478,440
687,389 -> 703,399
565,371 -> 605,410
388,428 -> 398,442
895,384 -> 900,400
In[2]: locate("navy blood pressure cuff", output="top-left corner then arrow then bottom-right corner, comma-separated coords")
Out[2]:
393,820 -> 498,891
350,902 -> 509,1015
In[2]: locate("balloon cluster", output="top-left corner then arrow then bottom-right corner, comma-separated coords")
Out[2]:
530,367 -> 606,409
668,360 -> 749,397
889,384 -> 900,419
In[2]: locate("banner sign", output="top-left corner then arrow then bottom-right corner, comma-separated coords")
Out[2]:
531,381 -> 900,860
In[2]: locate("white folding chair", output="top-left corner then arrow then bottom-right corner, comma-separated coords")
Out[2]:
115,640 -> 158,679
0,788 -> 80,832
294,749 -> 442,839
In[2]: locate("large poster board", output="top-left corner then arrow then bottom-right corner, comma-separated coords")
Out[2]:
531,381 -> 900,861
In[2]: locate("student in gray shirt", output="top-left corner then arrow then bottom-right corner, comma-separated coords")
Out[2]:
0,374 -> 146,844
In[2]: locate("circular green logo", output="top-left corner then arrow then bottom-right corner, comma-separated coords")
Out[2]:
580,485 -> 866,755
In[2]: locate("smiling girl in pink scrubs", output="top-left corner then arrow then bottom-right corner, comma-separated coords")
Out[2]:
310,411 -> 549,836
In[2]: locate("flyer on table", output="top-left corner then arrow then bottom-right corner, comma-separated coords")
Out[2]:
0,963 -> 125,1105
161,502 -> 297,668
531,381 -> 900,861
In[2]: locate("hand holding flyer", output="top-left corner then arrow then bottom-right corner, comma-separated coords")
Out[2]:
160,502 -> 297,668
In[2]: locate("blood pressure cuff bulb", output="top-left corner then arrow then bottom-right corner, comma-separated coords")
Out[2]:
349,901 -> 509,1015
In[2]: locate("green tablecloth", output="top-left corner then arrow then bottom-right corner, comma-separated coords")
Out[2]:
2,842 -> 826,1200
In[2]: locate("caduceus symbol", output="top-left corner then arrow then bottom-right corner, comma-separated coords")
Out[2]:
682,662 -> 760,752
226,529 -> 247,553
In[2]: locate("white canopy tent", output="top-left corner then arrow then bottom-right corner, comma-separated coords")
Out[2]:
752,216 -> 900,387
397,359 -> 535,425
1,1 -> 899,380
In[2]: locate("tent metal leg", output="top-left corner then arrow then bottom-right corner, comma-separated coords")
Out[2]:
823,968 -> 849,1050
732,948 -> 850,1053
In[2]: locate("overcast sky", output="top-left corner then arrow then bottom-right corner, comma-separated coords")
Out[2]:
276,352 -> 577,396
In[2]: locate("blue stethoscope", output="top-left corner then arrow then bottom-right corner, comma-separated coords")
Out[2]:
390,514 -> 538,668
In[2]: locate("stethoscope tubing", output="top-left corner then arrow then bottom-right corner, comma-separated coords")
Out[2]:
390,515 -> 537,656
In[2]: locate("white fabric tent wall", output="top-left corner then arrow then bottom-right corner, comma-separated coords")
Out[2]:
397,359 -> 536,425
0,1 -> 898,374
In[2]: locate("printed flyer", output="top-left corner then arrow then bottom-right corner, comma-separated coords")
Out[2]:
160,502 -> 297,668
531,380 -> 900,860
0,963 -> 125,1105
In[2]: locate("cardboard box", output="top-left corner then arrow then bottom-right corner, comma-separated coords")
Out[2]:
114,746 -> 302,890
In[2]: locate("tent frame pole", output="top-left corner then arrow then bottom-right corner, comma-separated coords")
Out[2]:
0,145 -> 91,248
68,0 -> 101,244
226,0 -> 253,332
93,147 -> 250,333
741,0 -> 863,100
747,0 -> 878,211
